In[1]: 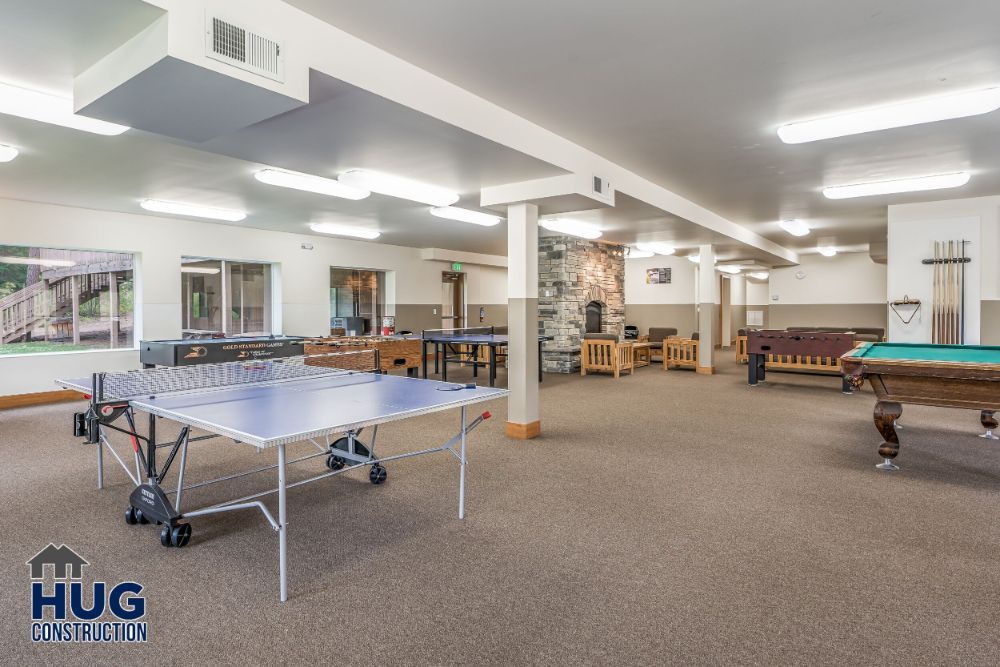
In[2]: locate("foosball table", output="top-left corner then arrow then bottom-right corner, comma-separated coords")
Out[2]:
304,336 -> 422,376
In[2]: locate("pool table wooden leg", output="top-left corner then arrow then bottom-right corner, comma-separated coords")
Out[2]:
979,410 -> 999,440
874,401 -> 902,470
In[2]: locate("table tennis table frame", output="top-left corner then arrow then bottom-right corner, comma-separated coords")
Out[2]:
66,362 -> 502,602
421,327 -> 548,387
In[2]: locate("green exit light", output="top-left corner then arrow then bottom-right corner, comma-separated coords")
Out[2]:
451,262 -> 462,271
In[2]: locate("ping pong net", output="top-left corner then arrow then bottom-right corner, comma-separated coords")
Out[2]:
95,350 -> 380,401
421,326 -> 495,338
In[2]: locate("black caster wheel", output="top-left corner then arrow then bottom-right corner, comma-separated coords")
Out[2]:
125,506 -> 149,525
326,453 -> 346,470
160,525 -> 172,547
170,524 -> 192,548
369,464 -> 387,485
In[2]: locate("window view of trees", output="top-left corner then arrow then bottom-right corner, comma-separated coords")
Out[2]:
0,245 -> 135,355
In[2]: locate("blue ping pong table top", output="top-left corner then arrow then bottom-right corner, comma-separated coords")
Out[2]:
58,373 -> 507,449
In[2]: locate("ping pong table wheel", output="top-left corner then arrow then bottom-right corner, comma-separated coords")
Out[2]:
160,523 -> 192,548
125,506 -> 150,526
369,464 -> 387,485
326,454 -> 346,471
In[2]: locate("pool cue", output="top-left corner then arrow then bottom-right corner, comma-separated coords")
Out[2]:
948,240 -> 956,343
945,241 -> 951,343
958,239 -> 965,345
932,241 -> 939,343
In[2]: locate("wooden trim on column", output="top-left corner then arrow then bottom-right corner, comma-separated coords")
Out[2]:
0,389 -> 82,410
695,366 -> 716,375
505,420 -> 541,439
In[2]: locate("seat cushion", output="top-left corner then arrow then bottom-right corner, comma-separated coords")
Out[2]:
648,327 -> 678,343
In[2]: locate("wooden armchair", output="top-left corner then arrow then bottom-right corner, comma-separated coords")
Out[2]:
580,333 -> 634,378
664,333 -> 699,370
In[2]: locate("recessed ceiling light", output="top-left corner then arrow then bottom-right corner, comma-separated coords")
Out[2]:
626,247 -> 655,259
254,168 -> 369,200
338,169 -> 459,206
778,219 -> 810,236
429,206 -> 503,226
309,222 -> 381,240
717,265 -> 742,274
0,144 -> 18,162
778,87 -> 1000,144
823,172 -> 971,199
0,81 -> 129,136
748,271 -> 770,280
0,256 -> 75,267
538,218 -> 602,239
817,246 -> 838,257
636,242 -> 676,256
181,266 -> 221,275
140,199 -> 247,222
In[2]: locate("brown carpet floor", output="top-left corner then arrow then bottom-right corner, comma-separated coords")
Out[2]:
1,354 -> 999,665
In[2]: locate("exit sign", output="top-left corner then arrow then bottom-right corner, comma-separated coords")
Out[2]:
451,262 -> 462,271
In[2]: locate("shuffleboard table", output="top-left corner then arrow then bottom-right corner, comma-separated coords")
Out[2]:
841,342 -> 1000,470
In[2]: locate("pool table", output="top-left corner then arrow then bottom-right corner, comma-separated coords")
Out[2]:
841,342 -> 1000,470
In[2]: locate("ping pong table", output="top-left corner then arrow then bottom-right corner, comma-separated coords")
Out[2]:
59,351 -> 507,602
421,327 -> 551,387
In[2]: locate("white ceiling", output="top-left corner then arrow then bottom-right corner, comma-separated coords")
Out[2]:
289,0 -> 1000,251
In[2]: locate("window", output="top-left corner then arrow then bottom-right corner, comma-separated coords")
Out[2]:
0,245 -> 135,355
330,268 -> 386,335
182,258 -> 272,338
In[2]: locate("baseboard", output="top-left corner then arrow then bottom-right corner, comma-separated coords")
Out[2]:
505,420 -> 541,439
0,389 -> 82,410
695,366 -> 716,375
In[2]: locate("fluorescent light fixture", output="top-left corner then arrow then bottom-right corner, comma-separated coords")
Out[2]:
748,271 -> 770,280
778,87 -> 1000,144
338,169 -> 459,206
717,265 -> 742,274
0,256 -> 75,268
687,254 -> 701,264
635,242 -> 676,256
254,168 -> 369,200
181,266 -> 221,275
429,206 -> 503,227
823,172 -> 971,199
626,247 -> 655,259
538,218 -> 602,240
778,219 -> 810,236
0,81 -> 129,136
309,222 -> 381,240
817,246 -> 838,257
0,144 -> 17,162
141,199 -> 246,222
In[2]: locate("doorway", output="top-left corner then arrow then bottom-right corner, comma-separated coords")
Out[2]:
441,271 -> 466,330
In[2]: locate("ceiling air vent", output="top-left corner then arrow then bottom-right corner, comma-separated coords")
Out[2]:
205,16 -> 284,83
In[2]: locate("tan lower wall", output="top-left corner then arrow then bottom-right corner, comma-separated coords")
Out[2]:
982,301 -> 1000,345
393,303 -> 508,334
767,303 -> 886,331
730,305 -> 747,344
624,304 -> 698,338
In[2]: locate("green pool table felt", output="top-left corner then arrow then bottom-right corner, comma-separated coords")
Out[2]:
850,342 -> 1000,364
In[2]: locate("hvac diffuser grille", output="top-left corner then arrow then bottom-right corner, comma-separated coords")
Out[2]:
206,16 -> 284,82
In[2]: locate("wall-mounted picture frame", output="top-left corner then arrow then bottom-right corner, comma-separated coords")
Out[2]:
646,267 -> 671,284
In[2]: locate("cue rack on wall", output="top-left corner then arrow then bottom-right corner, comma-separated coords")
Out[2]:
921,239 -> 970,345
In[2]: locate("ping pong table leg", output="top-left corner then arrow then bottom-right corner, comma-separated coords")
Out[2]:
422,340 -> 428,378
489,347 -> 497,387
458,406 -> 467,520
96,429 -> 104,490
174,431 -> 190,512
278,444 -> 288,603
538,339 -> 544,383
442,344 -> 448,381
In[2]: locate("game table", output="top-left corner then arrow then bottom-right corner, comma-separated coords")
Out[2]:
841,342 -> 1000,469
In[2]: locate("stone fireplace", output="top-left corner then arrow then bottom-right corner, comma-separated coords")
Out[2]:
538,235 -> 625,373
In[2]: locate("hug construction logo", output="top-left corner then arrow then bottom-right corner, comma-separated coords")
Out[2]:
27,544 -> 148,643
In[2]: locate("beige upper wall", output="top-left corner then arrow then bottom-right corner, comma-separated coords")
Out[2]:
769,252 -> 886,305
0,197 -> 507,394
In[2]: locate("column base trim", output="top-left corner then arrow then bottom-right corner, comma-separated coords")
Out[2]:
505,420 -> 541,439
695,366 -> 716,375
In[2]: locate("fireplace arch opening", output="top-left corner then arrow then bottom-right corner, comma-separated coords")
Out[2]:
585,301 -> 604,334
